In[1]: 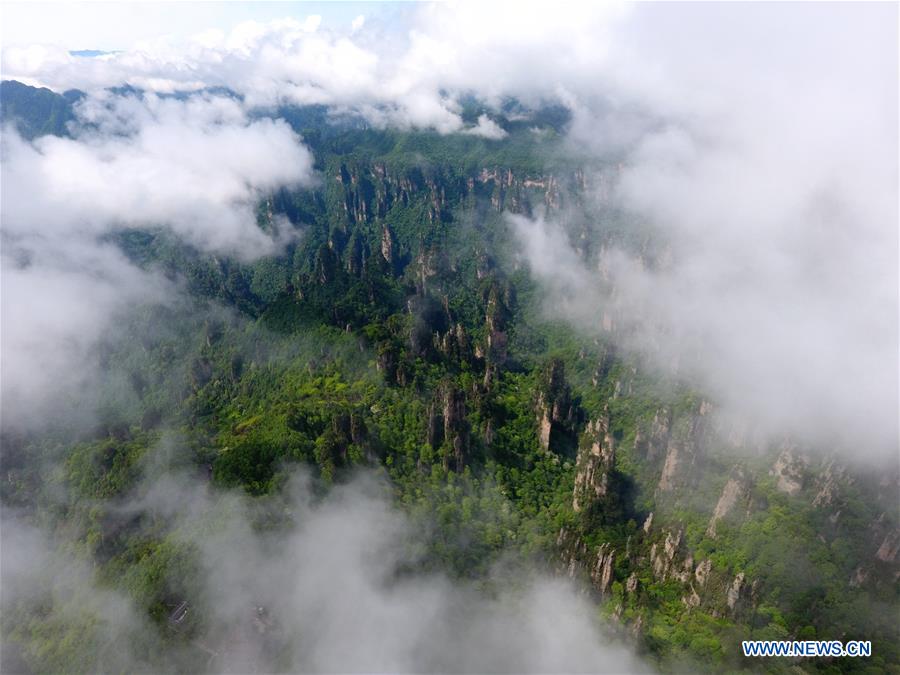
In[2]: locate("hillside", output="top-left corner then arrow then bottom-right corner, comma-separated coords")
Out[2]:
1,80 -> 898,674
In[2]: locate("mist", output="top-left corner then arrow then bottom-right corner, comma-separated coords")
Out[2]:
4,2 -> 895,460
1,3 -> 897,672
2,467 -> 649,673
509,3 -> 898,463
1,90 -> 315,429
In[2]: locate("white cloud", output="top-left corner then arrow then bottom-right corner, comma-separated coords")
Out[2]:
2,2 -> 896,460
508,6 -> 898,461
3,92 -> 315,257
464,114 -> 507,140
0,91 -> 316,428
0,3 -> 628,133
0,238 -> 166,430
1,469 -> 651,673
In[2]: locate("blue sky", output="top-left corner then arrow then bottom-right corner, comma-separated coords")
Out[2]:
1,1 -> 409,50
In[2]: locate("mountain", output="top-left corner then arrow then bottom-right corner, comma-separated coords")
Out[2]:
0,80 -> 82,139
2,81 -> 898,674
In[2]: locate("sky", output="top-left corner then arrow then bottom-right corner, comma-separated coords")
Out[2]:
1,2 -> 397,51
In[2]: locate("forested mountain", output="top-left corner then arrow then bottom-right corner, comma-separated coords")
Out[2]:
0,80 -> 82,139
1,80 -> 898,674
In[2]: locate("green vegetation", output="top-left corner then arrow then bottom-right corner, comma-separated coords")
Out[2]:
1,80 -> 79,139
2,82 -> 897,674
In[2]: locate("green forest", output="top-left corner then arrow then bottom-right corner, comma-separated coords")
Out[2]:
1,79 -> 898,674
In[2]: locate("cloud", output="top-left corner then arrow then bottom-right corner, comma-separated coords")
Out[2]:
2,469 -> 650,673
0,238 -> 167,430
1,2 -> 895,461
0,91 -> 316,429
2,3 -> 895,461
464,114 -> 507,140
508,4 -> 899,463
4,93 -> 314,256
0,4 -> 629,134
1,2 -> 896,668
0,509 -> 166,673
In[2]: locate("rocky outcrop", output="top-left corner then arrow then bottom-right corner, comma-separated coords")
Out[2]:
643,525 -> 754,616
706,467 -> 750,538
625,572 -> 638,595
572,415 -> 616,513
694,559 -> 712,588
875,529 -> 900,563
314,243 -> 339,285
560,513 -> 758,624
427,382 -> 470,472
412,247 -> 447,295
635,402 -> 713,496
333,161 -> 579,239
634,407 -> 672,462
434,323 -> 470,364
846,523 -> 900,588
812,460 -> 847,508
726,572 -> 746,611
557,528 -> 617,596
650,528 -> 684,581
683,584 -> 701,609
849,565 -> 869,588
771,445 -> 804,496
483,282 -> 509,368
648,529 -> 692,585
657,414 -> 706,494
657,443 -> 682,493
534,358 -> 579,453
591,543 -> 616,593
476,167 -> 570,213
380,224 -> 395,265
539,415 -> 552,452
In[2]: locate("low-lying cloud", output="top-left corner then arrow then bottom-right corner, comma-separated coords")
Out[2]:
4,92 -> 314,256
1,91 -> 315,428
2,4 -> 896,454
2,469 -> 649,673
1,2 -> 896,461
1,3 -> 627,135
508,5 -> 898,463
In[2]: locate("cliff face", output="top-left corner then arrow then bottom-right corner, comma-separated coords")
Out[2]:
534,359 -> 580,455
655,410 -> 709,496
268,142 -> 900,659
572,415 -> 616,513
553,348 -> 900,646
706,467 -> 751,538
331,160 -> 579,235
427,382 -> 470,473
558,500 -> 759,624
326,156 -> 900,647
